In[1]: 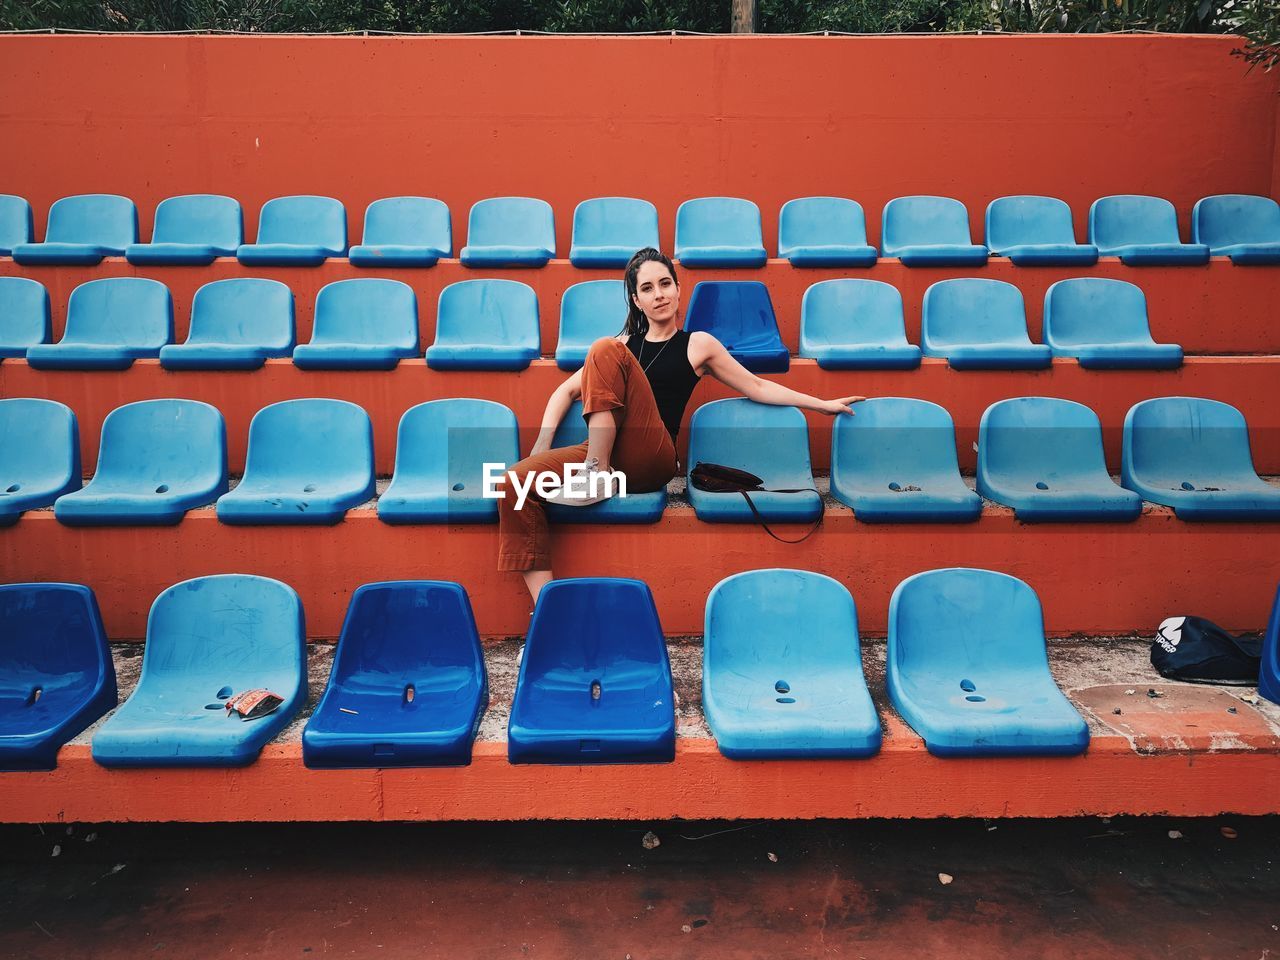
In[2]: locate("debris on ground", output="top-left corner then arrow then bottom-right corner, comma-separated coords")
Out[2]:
938,873 -> 953,885
1221,826 -> 1238,839
767,852 -> 778,862
51,845 -> 60,857
1168,830 -> 1183,839
1147,689 -> 1164,699
681,924 -> 692,933
641,831 -> 660,850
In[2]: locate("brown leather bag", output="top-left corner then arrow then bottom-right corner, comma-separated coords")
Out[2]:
689,462 -> 823,543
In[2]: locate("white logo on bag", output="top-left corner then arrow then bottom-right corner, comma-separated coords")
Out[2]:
1155,616 -> 1186,653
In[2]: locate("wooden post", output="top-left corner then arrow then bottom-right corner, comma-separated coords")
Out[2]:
732,0 -> 756,33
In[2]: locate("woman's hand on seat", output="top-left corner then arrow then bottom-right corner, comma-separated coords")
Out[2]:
818,396 -> 867,416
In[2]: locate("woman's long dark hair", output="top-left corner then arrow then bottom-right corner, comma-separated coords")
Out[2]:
619,247 -> 679,339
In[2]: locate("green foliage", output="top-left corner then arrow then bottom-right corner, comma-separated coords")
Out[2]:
1234,0 -> 1280,71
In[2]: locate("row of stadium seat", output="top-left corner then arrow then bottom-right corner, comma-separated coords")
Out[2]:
3,192 -> 1279,268
5,394 -> 1277,527
0,274 -> 1183,372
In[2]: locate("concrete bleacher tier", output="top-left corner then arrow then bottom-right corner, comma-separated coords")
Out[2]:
3,32 -> 1280,821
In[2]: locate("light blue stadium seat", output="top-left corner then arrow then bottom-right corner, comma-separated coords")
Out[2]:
1089,195 -> 1210,265
303,581 -> 487,768
509,578 -> 675,764
0,195 -> 33,255
799,279 -> 921,370
26,277 -> 172,370
54,399 -> 227,526
0,399 -> 80,526
687,399 -> 821,525
378,399 -> 519,524
92,575 -> 305,768
777,197 -> 878,267
887,568 -> 1090,757
349,197 -> 452,268
0,277 -> 51,359
12,194 -> 138,265
921,278 -> 1051,370
1261,582 -> 1280,707
674,197 -> 768,267
459,197 -> 555,267
703,569 -> 880,759
125,194 -> 243,265
977,397 -> 1142,522
237,195 -> 347,266
1192,194 -> 1280,265
0,583 -> 116,771
569,197 -> 659,268
544,399 -> 667,525
985,196 -> 1099,266
426,279 -> 540,371
881,196 -> 988,266
556,280 -> 624,370
1122,397 -> 1280,521
1043,277 -> 1182,369
831,398 -> 981,523
684,281 -> 788,373
216,399 -> 374,525
293,278 -> 419,370
159,279 -> 296,371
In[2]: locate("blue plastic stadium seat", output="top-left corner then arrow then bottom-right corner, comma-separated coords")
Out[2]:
674,197 -> 768,267
881,196 -> 988,266
0,195 -> 33,255
985,196 -> 1099,266
25,277 -> 173,371
1192,194 -> 1280,265
159,279 -> 296,371
777,197 -> 878,267
569,198 -> 659,268
684,281 -> 788,373
459,197 -> 555,267
12,194 -> 138,265
0,277 -> 51,358
216,399 -> 374,525
831,398 -> 981,523
293,279 -> 419,370
1089,195 -> 1210,265
799,279 -> 921,370
543,399 -> 667,525
977,397 -> 1142,522
0,399 -> 80,526
92,575 -> 305,768
556,279 -> 625,370
1122,397 -> 1280,521
703,569 -> 881,759
303,581 -> 487,768
237,196 -> 347,266
508,578 -> 675,764
426,279 -> 540,371
349,197 -> 452,268
1261,582 -> 1280,707
887,568 -> 1090,757
921,278 -> 1051,370
687,399 -> 821,524
1043,278 -> 1182,369
125,194 -> 243,265
0,583 -> 116,771
54,399 -> 227,526
378,399 -> 519,524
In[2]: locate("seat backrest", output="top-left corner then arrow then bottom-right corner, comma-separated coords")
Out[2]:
985,195 -> 1077,249
1090,195 -> 1182,247
0,277 -> 51,349
683,281 -> 781,352
832,397 -> 963,481
979,397 -> 1109,482
361,196 -> 452,251
392,398 -> 519,488
0,583 -> 112,700
882,196 -> 973,249
256,195 -> 347,249
151,194 -> 243,248
435,279 -> 539,348
1043,277 -> 1153,347
93,399 -> 227,488
1124,397 -> 1259,484
922,278 -> 1028,349
571,197 -> 658,249
63,277 -> 172,347
560,280 -> 626,349
0,194 -> 33,252
778,197 -> 869,251
312,278 -> 418,348
676,197 -> 764,249
466,197 -> 555,249
243,399 -> 373,484
0,398 -> 80,492
188,278 -> 295,349
1192,194 -> 1280,247
44,194 -> 138,248
687,398 -> 813,489
801,278 -> 906,346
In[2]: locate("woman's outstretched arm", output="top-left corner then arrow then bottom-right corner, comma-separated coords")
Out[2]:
690,332 -> 864,416
529,367 -> 584,456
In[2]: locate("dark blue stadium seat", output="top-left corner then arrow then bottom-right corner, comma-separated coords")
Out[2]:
508,578 -> 675,764
54,399 -> 227,526
985,195 -> 1099,266
293,278 -> 419,370
349,196 -> 452,267
25,277 -> 172,370
683,281 -> 788,373
777,197 -> 878,267
125,194 -> 243,265
92,575 -> 306,767
881,196 -> 988,266
569,197 -> 659,268
1192,194 -> 1280,265
0,583 -> 116,771
799,278 -> 921,370
1043,278 -> 1182,369
459,197 -> 555,267
425,279 -> 540,371
887,568 -> 1090,756
12,194 -> 138,265
216,399 -> 375,525
556,280 -> 625,370
1089,195 -> 1210,265
0,399 -> 80,526
1260,582 -> 1280,707
237,196 -> 347,265
703,569 -> 881,759
0,277 -> 51,359
0,194 -> 33,255
921,278 -> 1051,370
674,197 -> 768,267
159,278 -> 296,371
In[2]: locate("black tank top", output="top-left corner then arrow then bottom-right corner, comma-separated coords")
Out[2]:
628,329 -> 701,442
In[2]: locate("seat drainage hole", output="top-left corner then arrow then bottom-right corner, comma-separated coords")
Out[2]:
4,484 -> 19,494
205,703 -> 224,710
965,694 -> 986,703
155,484 -> 169,494
1035,481 -> 1049,491
775,681 -> 790,694
452,483 -> 465,492
960,679 -> 976,692
216,686 -> 233,699
776,697 -> 796,704
590,681 -> 602,701
26,687 -> 42,706
1181,481 -> 1196,491
303,484 -> 317,493
405,684 -> 416,703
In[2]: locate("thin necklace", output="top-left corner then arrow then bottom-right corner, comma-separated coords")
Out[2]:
638,330 -> 675,375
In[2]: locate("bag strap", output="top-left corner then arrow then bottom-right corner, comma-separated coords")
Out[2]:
738,488 -> 824,544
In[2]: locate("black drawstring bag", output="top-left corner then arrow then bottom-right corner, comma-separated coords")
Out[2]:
689,462 -> 823,544
1151,616 -> 1263,685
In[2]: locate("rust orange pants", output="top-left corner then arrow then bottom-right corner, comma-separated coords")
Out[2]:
497,337 -> 678,571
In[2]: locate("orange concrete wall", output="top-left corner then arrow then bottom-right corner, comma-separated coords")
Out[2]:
1,35 -> 1277,250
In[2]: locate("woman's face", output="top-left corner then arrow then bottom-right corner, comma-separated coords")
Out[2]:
632,260 -> 680,325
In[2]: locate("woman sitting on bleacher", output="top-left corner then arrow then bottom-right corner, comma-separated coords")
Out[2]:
497,247 -> 864,602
